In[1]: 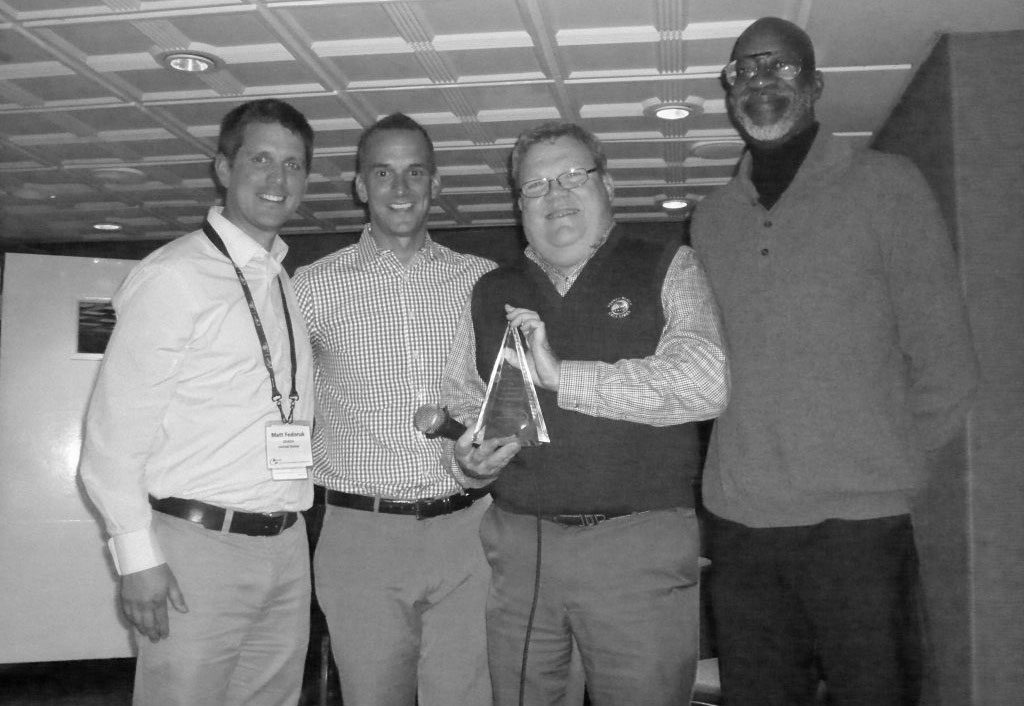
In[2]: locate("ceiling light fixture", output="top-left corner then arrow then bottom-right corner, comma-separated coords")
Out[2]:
91,167 -> 147,184
657,104 -> 692,120
658,197 -> 691,211
13,184 -> 53,200
690,140 -> 746,160
161,51 -> 219,73
642,97 -> 704,121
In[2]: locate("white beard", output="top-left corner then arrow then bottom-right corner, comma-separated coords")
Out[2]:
734,88 -> 814,145
737,112 -> 800,143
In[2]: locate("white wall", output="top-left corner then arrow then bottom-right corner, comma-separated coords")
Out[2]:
0,253 -> 136,663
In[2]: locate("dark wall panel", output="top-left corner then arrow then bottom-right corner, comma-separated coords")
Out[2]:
873,35 -> 971,706
876,30 -> 1024,706
947,31 -> 1024,706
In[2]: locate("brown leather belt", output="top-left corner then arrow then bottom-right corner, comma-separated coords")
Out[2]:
324,487 -> 489,520
149,495 -> 298,536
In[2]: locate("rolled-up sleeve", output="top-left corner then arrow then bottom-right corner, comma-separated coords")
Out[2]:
79,264 -> 193,574
557,246 -> 730,425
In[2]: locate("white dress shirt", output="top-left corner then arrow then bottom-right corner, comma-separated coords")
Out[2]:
79,207 -> 315,575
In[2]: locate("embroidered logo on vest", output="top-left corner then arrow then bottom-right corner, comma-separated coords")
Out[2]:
607,297 -> 632,319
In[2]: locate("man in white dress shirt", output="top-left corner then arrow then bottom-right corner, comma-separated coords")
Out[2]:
80,98 -> 316,706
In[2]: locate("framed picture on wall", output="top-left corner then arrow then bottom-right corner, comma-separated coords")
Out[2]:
75,298 -> 116,358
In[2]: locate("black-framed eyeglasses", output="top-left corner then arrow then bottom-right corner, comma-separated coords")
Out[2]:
722,58 -> 802,86
519,167 -> 599,199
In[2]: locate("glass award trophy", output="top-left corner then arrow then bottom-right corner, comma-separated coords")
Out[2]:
472,322 -> 550,446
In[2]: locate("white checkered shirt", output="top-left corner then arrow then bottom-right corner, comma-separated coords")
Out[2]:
293,226 -> 495,499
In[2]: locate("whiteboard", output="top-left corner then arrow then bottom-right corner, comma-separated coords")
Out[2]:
0,253 -> 137,663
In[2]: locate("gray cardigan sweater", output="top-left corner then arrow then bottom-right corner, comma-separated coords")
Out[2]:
691,132 -> 977,527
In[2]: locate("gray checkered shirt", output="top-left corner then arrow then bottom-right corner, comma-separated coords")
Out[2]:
293,226 -> 495,499
442,242 -> 729,429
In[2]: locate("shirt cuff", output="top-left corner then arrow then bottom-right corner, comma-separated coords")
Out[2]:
108,527 -> 165,576
557,360 -> 598,412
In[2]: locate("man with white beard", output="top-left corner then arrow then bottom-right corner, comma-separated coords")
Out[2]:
691,17 -> 978,706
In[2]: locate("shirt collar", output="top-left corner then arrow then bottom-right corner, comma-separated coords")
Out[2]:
206,206 -> 288,271
735,129 -> 852,205
353,222 -> 448,270
748,122 -> 819,206
525,222 -> 615,290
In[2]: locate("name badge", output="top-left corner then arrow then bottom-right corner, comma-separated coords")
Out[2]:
265,422 -> 313,480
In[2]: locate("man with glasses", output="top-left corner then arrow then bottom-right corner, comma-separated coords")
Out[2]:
441,121 -> 729,705
691,17 -> 977,705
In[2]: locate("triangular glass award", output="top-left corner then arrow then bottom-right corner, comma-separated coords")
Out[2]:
472,322 -> 550,446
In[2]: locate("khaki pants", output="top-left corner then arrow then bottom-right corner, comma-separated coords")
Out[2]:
314,496 -> 492,706
481,504 -> 701,706
133,511 -> 310,706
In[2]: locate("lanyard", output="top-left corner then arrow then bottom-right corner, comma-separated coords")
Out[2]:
202,220 -> 299,424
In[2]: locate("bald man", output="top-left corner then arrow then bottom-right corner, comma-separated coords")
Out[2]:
691,17 -> 977,706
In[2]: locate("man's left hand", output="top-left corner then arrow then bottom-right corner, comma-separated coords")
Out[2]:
505,304 -> 560,391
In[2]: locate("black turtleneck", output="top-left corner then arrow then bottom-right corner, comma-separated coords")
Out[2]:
749,122 -> 819,210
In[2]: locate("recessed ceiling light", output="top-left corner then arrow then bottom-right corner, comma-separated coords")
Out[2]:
659,197 -> 690,211
13,184 -> 52,200
91,167 -> 147,184
643,97 -> 704,121
92,222 -> 123,232
690,140 -> 745,160
657,105 -> 691,120
161,51 -> 219,73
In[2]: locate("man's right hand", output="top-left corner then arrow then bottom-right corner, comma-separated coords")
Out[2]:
120,563 -> 188,643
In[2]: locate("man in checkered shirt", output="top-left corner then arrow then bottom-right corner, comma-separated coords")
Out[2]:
292,113 -> 495,706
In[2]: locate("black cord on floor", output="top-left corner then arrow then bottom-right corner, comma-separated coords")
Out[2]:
517,514 -> 543,706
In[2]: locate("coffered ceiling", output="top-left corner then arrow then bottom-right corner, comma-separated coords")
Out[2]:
1,0 -> 1021,245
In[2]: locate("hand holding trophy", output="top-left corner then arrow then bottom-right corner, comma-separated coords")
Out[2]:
472,318 -> 550,447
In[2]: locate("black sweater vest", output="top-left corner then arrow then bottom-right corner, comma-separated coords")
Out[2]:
471,231 -> 699,515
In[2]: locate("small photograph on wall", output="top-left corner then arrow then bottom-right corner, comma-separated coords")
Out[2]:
76,298 -> 116,357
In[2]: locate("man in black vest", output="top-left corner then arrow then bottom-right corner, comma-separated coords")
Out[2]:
440,121 -> 729,706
